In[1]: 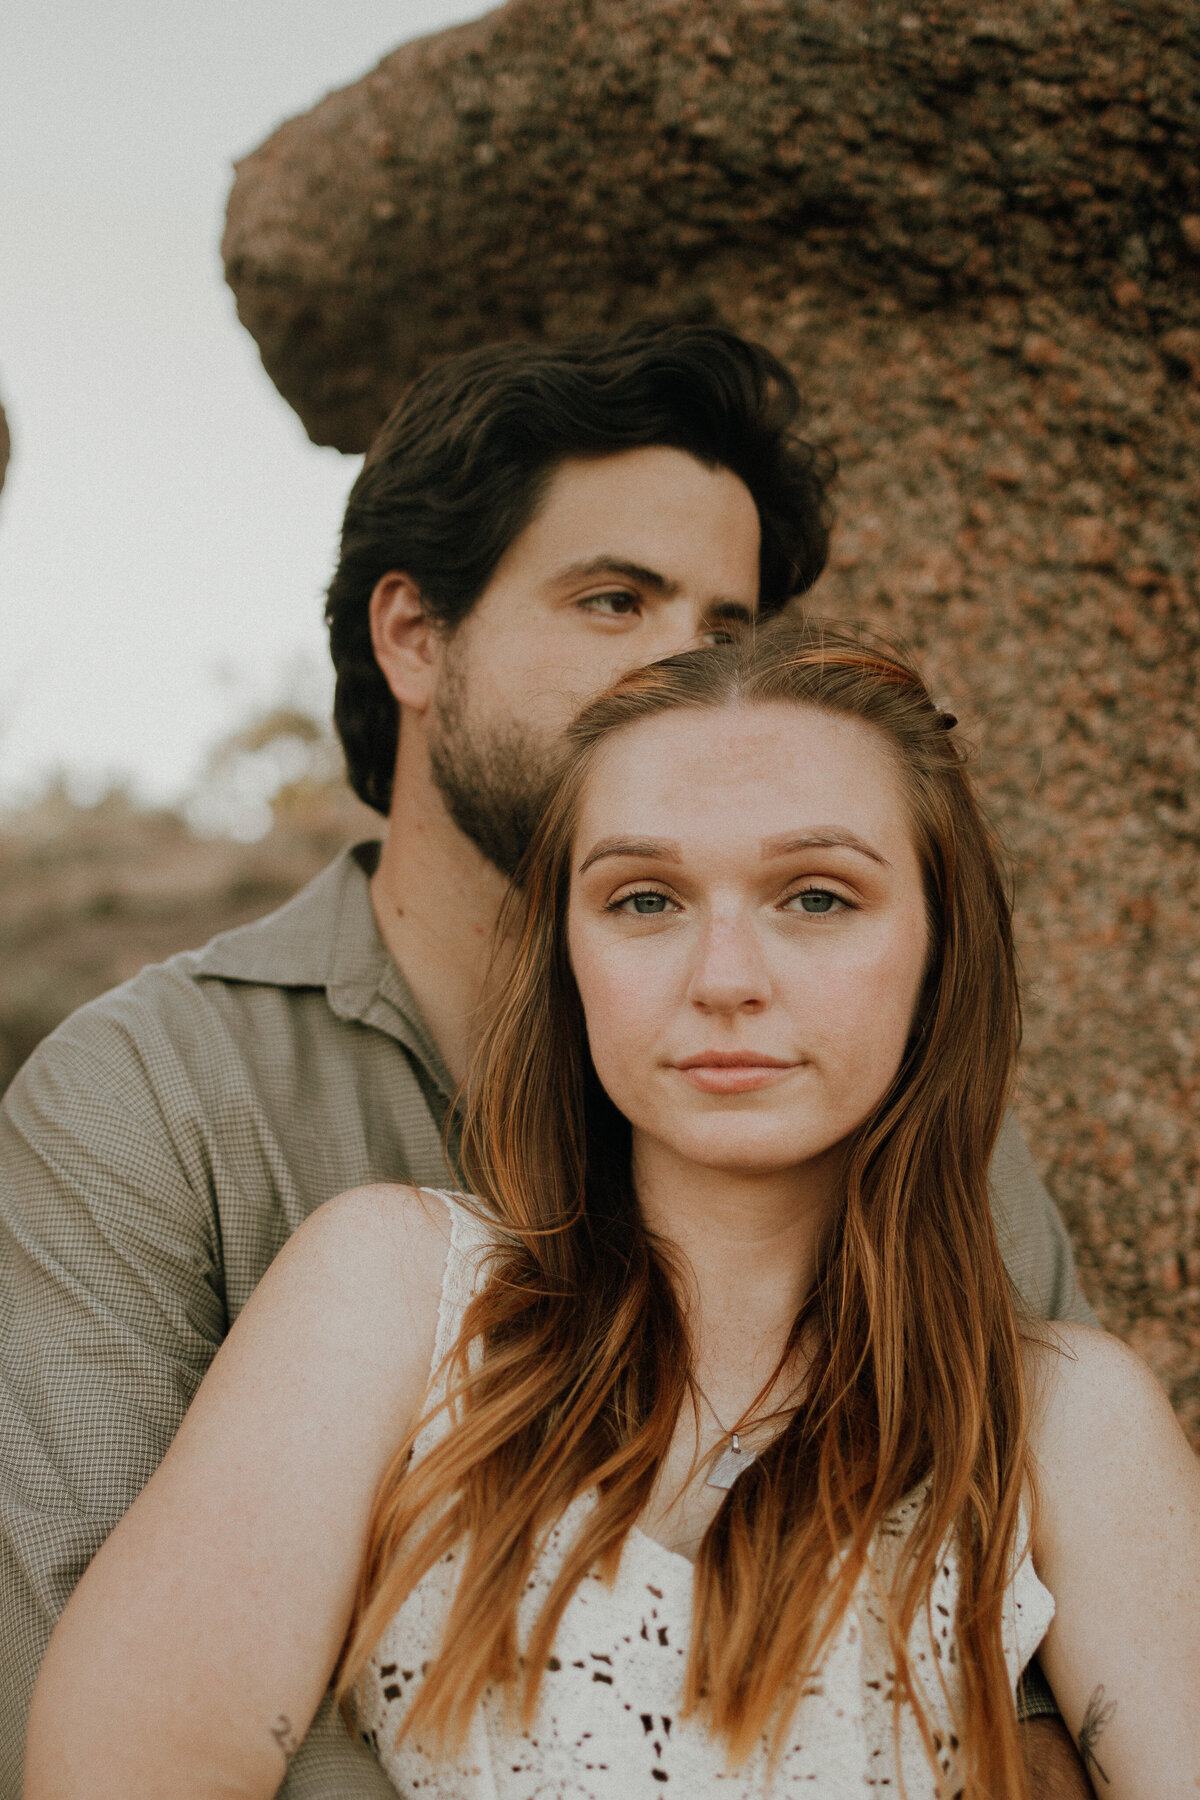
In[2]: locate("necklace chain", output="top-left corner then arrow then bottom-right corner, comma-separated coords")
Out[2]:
691,1368 -> 808,1491
692,1377 -> 745,1442
692,1370 -> 807,1444
693,1381 -> 756,1491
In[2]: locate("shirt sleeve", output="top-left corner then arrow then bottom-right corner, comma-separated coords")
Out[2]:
281,1695 -> 402,1799
990,1110 -> 1097,1326
0,993 -> 387,1799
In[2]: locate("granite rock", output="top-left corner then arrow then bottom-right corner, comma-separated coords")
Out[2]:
223,0 -> 1200,450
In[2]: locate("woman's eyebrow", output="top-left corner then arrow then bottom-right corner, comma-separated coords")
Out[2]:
760,829 -> 891,868
577,837 -> 682,874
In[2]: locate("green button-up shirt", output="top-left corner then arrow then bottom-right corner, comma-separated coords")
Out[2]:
0,843 -> 1093,1795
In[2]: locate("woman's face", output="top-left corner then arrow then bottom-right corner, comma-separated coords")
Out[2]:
567,701 -> 931,1182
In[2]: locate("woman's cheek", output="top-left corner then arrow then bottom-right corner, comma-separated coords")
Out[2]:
803,945 -> 919,1076
580,959 -> 668,1113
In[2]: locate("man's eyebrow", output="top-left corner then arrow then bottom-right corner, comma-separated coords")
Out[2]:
551,558 -> 756,624
707,598 -> 756,625
552,556 -> 679,594
578,836 -> 682,874
761,829 -> 891,868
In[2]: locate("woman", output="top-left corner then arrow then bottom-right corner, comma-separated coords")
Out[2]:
25,620 -> 1200,1799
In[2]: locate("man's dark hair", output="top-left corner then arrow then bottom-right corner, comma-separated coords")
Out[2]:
326,322 -> 835,814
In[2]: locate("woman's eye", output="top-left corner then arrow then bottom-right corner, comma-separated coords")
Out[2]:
783,888 -> 844,916
615,891 -> 675,915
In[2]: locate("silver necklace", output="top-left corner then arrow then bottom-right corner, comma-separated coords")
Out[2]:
695,1382 -> 759,1491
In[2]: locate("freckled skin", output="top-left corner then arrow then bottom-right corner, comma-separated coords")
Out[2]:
567,702 -> 930,1193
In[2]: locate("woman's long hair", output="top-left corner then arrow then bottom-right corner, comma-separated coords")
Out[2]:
337,617 -> 1031,1798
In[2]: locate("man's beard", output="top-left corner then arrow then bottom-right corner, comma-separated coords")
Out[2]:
427,647 -> 557,881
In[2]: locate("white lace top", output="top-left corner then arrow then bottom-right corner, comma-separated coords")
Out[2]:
355,1191 -> 1054,1798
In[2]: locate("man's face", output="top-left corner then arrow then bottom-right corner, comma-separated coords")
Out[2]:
427,445 -> 762,877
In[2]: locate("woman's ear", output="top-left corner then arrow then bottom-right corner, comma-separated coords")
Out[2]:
370,572 -> 441,712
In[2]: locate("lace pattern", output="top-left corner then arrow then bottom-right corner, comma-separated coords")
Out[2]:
355,1191 -> 1055,1797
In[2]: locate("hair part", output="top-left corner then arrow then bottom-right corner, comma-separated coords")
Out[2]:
325,322 -> 835,813
337,617 -> 1031,1799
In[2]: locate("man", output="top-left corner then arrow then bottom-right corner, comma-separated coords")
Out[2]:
0,324 -> 1092,1795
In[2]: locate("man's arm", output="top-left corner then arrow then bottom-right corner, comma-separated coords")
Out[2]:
23,1185 -> 445,1798
0,991 -> 393,1798
1020,1662 -> 1095,1795
1022,1717 -> 1096,1800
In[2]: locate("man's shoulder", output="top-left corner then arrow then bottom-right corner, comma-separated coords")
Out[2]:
0,952 -> 256,1150
13,947 -> 226,1071
189,842 -> 379,989
2,846 -> 381,1110
13,927 -> 284,1073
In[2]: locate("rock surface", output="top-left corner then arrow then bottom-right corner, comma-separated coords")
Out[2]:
222,0 -> 1200,1437
224,0 -> 1198,449
0,398 -> 9,499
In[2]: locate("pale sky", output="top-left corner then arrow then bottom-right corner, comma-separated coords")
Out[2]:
0,0 -> 494,809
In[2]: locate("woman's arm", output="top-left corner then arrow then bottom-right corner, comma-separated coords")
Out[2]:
1029,1323 -> 1200,1799
23,1184 -> 451,1800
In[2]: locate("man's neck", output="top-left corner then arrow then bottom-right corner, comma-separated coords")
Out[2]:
369,761 -> 512,1087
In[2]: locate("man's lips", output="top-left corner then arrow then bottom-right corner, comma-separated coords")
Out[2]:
672,1051 -> 800,1093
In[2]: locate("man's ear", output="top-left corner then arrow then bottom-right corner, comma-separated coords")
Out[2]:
369,572 -> 442,712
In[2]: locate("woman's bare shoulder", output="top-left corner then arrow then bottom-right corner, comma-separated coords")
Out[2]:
1022,1322 -> 1186,1491
237,1183 -> 455,1387
286,1180 -> 456,1271
1024,1320 -> 1161,1406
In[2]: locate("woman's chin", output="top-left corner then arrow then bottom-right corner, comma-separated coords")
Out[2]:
647,1126 -> 846,1183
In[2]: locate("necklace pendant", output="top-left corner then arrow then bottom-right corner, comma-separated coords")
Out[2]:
706,1432 -> 757,1491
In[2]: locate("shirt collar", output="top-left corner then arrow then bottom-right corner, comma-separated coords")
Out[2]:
192,841 -> 455,1099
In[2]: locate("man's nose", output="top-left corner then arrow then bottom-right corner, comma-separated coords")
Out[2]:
685,913 -> 771,1014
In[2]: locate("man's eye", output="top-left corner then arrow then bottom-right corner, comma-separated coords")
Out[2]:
783,888 -> 845,915
702,614 -> 754,646
615,891 -> 675,915
582,591 -> 640,617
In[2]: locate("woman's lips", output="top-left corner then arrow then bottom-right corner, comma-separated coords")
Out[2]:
672,1053 -> 799,1094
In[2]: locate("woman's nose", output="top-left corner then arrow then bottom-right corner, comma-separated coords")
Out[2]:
685,914 -> 770,1014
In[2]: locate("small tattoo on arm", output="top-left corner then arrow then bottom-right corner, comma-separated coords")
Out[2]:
270,1713 -> 300,1764
1078,1684 -> 1117,1786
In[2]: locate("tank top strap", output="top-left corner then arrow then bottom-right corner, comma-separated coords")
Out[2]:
411,1187 -> 501,1459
